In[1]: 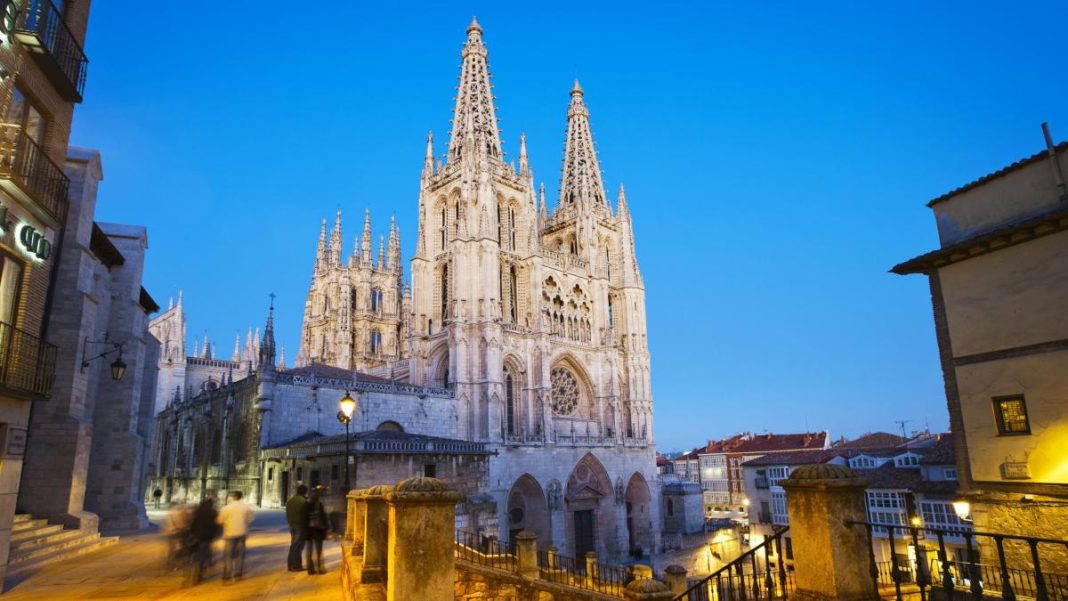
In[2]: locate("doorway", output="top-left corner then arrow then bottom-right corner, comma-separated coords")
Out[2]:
281,470 -> 290,502
573,510 -> 595,559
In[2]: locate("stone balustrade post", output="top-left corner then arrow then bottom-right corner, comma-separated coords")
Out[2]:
385,477 -> 462,601
547,545 -> 558,570
360,485 -> 391,584
585,551 -> 599,588
780,464 -> 877,601
346,489 -> 366,548
665,564 -> 688,596
624,578 -> 675,601
515,530 -> 539,580
632,564 -> 653,580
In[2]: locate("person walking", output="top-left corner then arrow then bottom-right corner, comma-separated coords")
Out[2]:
285,485 -> 309,572
216,490 -> 255,582
305,486 -> 329,574
188,497 -> 219,585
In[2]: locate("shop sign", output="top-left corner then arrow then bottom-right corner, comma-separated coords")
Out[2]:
18,224 -> 52,261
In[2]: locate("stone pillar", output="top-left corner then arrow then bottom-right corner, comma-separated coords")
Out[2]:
585,551 -> 599,588
624,578 -> 675,601
632,564 -> 653,580
385,477 -> 462,601
515,530 -> 538,579
546,545 -> 558,569
665,564 -> 688,596
346,489 -> 366,549
780,464 -> 876,601
360,485 -> 391,584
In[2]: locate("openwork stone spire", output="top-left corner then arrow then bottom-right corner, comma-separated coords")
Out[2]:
560,79 -> 606,207
446,17 -> 502,164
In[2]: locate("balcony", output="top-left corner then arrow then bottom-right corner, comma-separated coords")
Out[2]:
0,125 -> 70,227
14,0 -> 88,102
0,320 -> 57,398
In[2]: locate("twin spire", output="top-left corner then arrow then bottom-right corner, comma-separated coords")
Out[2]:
441,19 -> 610,213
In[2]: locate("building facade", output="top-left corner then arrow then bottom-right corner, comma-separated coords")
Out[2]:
0,0 -> 93,585
151,19 -> 660,563
893,128 -> 1068,571
20,148 -> 159,535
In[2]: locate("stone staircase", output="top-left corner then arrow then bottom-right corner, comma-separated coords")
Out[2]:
7,514 -> 117,574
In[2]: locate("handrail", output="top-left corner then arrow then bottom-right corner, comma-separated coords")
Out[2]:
846,520 -> 1068,601
674,526 -> 791,601
15,0 -> 89,100
0,124 -> 70,226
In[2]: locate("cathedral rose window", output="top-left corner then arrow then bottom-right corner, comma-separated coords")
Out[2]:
550,368 -> 581,416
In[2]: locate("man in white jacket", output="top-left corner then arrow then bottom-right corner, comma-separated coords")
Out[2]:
216,490 -> 255,581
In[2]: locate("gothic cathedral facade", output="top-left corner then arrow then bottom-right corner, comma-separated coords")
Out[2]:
296,19 -> 658,559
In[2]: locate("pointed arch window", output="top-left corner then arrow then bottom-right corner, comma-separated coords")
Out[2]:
508,266 -> 518,323
608,296 -> 614,328
370,330 -> 382,355
508,207 -> 516,251
440,264 -> 449,320
504,368 -> 517,437
440,206 -> 447,251
371,288 -> 383,314
569,237 -> 578,255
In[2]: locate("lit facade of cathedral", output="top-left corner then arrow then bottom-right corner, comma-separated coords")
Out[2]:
149,19 -> 658,561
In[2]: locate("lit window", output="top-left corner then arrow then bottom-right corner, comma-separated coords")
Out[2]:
993,396 -> 1030,435
943,468 -> 958,481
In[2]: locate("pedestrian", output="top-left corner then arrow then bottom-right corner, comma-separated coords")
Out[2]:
285,484 -> 309,572
216,490 -> 254,582
305,486 -> 329,574
188,497 -> 219,585
163,502 -> 192,572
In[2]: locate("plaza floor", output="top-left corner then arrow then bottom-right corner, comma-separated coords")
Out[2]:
2,509 -> 343,601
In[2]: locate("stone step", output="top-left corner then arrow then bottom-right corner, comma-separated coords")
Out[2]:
10,523 -> 63,542
10,528 -> 86,552
12,514 -> 32,524
9,532 -> 105,564
7,536 -> 117,575
11,518 -> 49,534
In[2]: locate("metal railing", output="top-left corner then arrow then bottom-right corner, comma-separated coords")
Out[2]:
454,531 -> 516,572
847,520 -> 1068,601
675,527 -> 794,601
536,550 -> 632,597
15,0 -> 89,101
0,124 -> 70,226
0,320 -> 56,397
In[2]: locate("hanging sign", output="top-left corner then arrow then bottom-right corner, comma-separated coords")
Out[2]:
18,224 -> 52,261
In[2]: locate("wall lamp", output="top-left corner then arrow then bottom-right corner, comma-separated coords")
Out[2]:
81,334 -> 127,381
952,500 -> 972,522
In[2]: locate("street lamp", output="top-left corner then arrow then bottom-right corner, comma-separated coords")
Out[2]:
337,390 -> 358,491
81,335 -> 126,381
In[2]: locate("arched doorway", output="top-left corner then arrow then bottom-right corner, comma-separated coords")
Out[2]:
506,475 -> 549,551
625,473 -> 653,559
565,453 -> 616,559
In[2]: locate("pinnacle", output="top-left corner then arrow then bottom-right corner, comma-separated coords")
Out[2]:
468,16 -> 482,34
571,79 -> 583,96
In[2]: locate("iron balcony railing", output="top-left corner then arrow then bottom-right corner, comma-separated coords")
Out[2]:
14,0 -> 88,102
536,549 -> 634,597
847,520 -> 1068,601
0,124 -> 70,227
675,526 -> 794,601
0,320 -> 57,397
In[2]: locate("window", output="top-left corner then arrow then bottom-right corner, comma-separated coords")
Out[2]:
505,371 -> 516,436
508,207 -> 516,250
666,498 -> 674,517
296,467 -> 303,481
370,330 -> 382,355
920,501 -> 969,534
894,454 -> 920,467
371,288 -> 383,314
943,468 -> 958,481
331,464 -> 339,482
267,467 -> 274,482
440,206 -> 447,251
424,464 -> 436,478
993,396 -> 1030,435
440,265 -> 449,320
767,466 -> 790,487
0,252 -> 24,326
507,266 -> 518,322
866,491 -> 908,533
771,491 -> 789,525
6,88 -> 45,145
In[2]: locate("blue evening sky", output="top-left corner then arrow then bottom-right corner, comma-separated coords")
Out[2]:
74,1 -> 1068,451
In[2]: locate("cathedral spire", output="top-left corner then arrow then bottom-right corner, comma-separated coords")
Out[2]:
539,182 -> 547,219
388,216 -> 400,271
361,208 -> 373,265
232,333 -> 241,362
330,209 -> 343,266
377,235 -> 385,269
519,132 -> 529,175
617,183 -> 642,287
423,131 -> 435,178
446,18 -> 503,164
316,218 -> 327,271
259,295 -> 276,369
560,79 -> 607,208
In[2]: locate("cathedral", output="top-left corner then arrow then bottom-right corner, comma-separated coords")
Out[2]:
149,18 -> 658,561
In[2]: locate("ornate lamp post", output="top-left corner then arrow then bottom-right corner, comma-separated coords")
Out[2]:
337,390 -> 358,491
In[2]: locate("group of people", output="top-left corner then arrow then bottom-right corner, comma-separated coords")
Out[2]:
285,485 -> 331,574
165,490 -> 255,584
